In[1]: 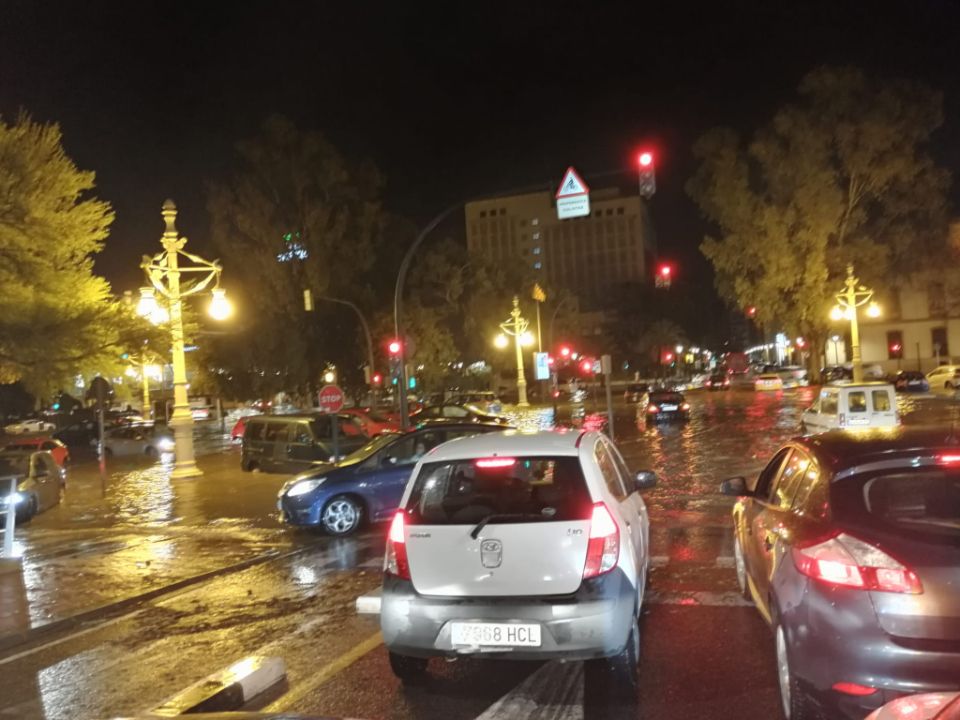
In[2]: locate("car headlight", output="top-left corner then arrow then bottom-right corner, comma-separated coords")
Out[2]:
1,493 -> 23,506
156,438 -> 175,451
286,478 -> 324,497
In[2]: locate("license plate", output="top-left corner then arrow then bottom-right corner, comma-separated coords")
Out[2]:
451,622 -> 541,647
661,404 -> 678,411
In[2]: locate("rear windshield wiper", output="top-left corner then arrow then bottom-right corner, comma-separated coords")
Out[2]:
470,512 -> 546,539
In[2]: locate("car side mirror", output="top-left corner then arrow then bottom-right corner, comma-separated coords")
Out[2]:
635,470 -> 658,490
720,476 -> 749,496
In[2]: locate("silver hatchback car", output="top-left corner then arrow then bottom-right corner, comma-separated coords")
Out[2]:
380,430 -> 657,691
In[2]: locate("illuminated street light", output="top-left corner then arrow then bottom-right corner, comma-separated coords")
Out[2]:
520,331 -> 535,347
829,264 -> 880,383
138,199 -> 230,479
208,288 -> 234,321
494,296 -> 532,406
494,333 -> 509,349
323,369 -> 336,384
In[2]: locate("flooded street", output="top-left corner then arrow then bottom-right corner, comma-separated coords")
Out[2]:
1,388 -> 956,720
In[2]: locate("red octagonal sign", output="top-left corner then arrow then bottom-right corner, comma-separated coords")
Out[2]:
317,384 -> 345,414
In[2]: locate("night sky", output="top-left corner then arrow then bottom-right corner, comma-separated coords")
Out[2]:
2,0 -> 958,294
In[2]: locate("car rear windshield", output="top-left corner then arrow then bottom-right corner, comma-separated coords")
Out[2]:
650,392 -> 683,403
834,468 -> 960,542
405,456 -> 591,525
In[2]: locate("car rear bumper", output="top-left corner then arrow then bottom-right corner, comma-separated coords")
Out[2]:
381,568 -> 637,661
780,581 -> 960,718
647,412 -> 687,422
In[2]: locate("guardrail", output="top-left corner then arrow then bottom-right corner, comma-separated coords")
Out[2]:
1,475 -> 17,558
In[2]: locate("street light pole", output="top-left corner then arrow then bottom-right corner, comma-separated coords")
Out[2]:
139,200 -> 232,480
830,264 -> 880,384
497,296 -> 531,407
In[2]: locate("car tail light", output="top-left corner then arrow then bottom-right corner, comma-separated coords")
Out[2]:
647,404 -> 660,414
681,403 -> 690,411
937,454 -> 960,465
583,503 -> 619,579
832,682 -> 878,697
792,533 -> 922,594
384,511 -> 410,580
475,457 -> 516,468
705,381 -> 712,387
724,379 -> 730,386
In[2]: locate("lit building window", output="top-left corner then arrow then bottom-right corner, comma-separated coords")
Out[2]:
533,232 -> 540,240
532,218 -> 539,226
534,261 -> 542,270
533,247 -> 541,255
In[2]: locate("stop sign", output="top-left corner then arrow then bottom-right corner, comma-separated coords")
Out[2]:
317,384 -> 345,414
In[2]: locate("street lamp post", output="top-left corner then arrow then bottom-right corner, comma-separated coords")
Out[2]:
137,200 -> 232,480
830,264 -> 880,383
495,296 -> 533,407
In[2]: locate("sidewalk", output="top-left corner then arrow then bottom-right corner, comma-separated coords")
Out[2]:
0,450 -> 306,652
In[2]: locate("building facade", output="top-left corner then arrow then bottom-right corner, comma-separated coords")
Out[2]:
464,186 -> 654,311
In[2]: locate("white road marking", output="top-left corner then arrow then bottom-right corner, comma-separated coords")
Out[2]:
474,659 -> 582,720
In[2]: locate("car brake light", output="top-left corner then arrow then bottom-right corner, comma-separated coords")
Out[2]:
384,511 -> 410,580
832,682 -> 878,697
647,404 -> 660,413
937,454 -> 960,465
681,403 -> 690,411
792,534 -> 922,594
583,503 -> 619,579
475,457 -> 516,468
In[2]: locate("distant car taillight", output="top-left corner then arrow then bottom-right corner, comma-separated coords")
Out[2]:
647,404 -> 660,414
384,511 -> 410,580
681,403 -> 690,411
583,503 -> 619,579
792,533 -> 922,594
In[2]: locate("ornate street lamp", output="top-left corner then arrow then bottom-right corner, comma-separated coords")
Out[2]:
829,264 -> 880,383
136,199 -> 232,479
494,296 -> 534,407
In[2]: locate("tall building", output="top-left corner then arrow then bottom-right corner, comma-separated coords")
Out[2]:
465,186 -> 654,311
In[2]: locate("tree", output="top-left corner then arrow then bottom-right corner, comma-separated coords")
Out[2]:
206,116 -> 386,396
687,67 -> 951,377
0,113 -> 148,397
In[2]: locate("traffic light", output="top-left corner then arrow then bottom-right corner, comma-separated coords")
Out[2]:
388,340 -> 401,355
372,373 -> 383,386
119,352 -> 130,360
559,346 -> 571,358
637,150 -> 656,198
655,263 -> 672,289
580,359 -> 593,374
746,306 -> 757,319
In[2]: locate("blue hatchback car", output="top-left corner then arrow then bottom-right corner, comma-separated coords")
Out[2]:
277,422 -> 508,535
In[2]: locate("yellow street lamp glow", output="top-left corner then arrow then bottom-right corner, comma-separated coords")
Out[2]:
830,305 -> 844,321
208,288 -> 233,321
323,370 -> 336,383
137,287 -> 169,324
494,333 -> 509,349
866,301 -> 881,318
520,331 -> 535,347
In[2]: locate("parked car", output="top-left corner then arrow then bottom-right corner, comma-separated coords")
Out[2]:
643,391 -> 690,423
53,419 -> 97,448
893,370 -> 930,393
241,414 -> 368,473
720,428 -> 960,719
754,373 -> 784,391
822,365 -> 854,383
410,404 -> 509,425
623,383 -> 650,403
926,364 -> 960,390
867,692 -> 960,720
102,424 -> 175,458
705,372 -> 730,391
231,416 -> 248,442
3,418 -> 56,435
3,436 -> 70,466
801,382 -> 898,431
380,430 -> 657,695
278,422 -> 509,535
339,407 -> 402,436
446,391 -> 503,415
0,450 -> 63,521
776,366 -> 809,388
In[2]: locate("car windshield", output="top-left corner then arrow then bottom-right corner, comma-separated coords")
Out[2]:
835,468 -> 960,541
338,432 -> 401,466
0,456 -> 29,477
650,393 -> 683,403
405,456 -> 591,525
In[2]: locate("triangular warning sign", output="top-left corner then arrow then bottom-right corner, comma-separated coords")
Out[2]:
555,167 -> 589,198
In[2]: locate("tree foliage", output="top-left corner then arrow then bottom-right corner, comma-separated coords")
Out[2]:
0,114 -> 148,397
687,67 -> 951,368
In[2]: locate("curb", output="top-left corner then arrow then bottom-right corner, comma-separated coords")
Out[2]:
0,543 -> 317,655
149,655 -> 285,715
355,587 -> 381,615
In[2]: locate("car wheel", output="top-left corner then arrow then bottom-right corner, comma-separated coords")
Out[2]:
15,495 -> 37,524
241,459 -> 257,472
946,382 -> 954,390
584,615 -> 639,701
321,495 -> 363,536
388,651 -> 428,685
776,624 -> 821,720
734,534 -> 752,602
145,446 -> 159,459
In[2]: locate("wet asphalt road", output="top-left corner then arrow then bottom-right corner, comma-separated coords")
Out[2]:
1,388 -> 957,720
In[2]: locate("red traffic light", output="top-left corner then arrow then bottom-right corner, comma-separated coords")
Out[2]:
372,373 -> 383,385
659,265 -> 671,277
746,306 -> 757,318
891,343 -> 902,353
388,340 -> 401,355
580,359 -> 593,374
638,151 -> 653,168
559,346 -> 571,358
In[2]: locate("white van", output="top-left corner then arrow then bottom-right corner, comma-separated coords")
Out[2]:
801,382 -> 898,431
